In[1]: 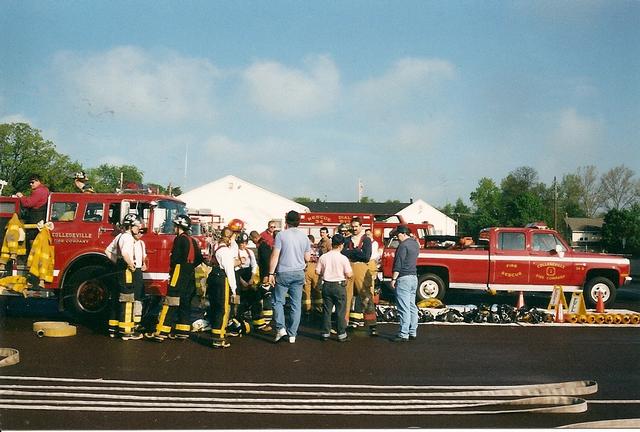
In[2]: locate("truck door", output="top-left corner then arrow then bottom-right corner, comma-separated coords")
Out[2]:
530,232 -> 573,286
490,231 -> 530,288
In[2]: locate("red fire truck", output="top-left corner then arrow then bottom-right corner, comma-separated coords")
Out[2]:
380,223 -> 632,307
298,212 -> 435,248
0,191 -> 202,320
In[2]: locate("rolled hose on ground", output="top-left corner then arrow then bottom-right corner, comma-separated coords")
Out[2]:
0,348 -> 19,367
32,321 -> 77,337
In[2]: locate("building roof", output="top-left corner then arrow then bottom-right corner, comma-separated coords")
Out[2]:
304,201 -> 410,215
564,217 -> 604,232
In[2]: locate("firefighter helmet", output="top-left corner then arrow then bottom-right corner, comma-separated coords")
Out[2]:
227,218 -> 245,232
173,214 -> 191,230
236,232 -> 249,244
337,223 -> 351,234
122,213 -> 141,228
73,171 -> 89,181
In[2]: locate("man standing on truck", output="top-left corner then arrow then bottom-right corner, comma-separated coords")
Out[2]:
343,217 -> 377,336
72,171 -> 95,193
15,174 -> 49,224
15,174 -> 50,254
390,225 -> 419,342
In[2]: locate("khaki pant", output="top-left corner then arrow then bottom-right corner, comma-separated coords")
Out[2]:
303,262 -> 322,313
345,262 -> 374,324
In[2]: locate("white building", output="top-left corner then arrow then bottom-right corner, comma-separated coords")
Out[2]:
178,175 -> 309,233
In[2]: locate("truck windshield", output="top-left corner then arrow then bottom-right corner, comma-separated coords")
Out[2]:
154,200 -> 188,234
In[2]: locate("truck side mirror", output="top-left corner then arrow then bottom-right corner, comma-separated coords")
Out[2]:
554,244 -> 565,258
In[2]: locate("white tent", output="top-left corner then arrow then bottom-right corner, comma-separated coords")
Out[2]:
396,199 -> 457,235
178,175 -> 309,233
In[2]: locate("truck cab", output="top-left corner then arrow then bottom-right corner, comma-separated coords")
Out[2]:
1,192 -> 189,320
381,224 -> 632,307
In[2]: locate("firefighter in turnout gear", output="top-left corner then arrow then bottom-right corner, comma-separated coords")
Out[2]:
207,227 -> 240,348
342,217 -> 378,336
234,232 -> 271,333
106,213 -> 144,340
147,214 -> 203,342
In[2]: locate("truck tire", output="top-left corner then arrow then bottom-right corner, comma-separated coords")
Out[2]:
417,273 -> 446,301
63,265 -> 115,321
584,276 -> 616,308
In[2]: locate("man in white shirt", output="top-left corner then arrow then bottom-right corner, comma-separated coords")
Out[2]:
207,227 -> 239,349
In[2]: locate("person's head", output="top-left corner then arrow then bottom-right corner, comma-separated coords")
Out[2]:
28,174 -> 42,190
123,213 -> 142,233
220,227 -> 233,246
285,210 -> 300,227
249,230 -> 260,244
267,220 -> 277,233
236,232 -> 249,249
350,217 -> 363,235
308,234 -> 315,244
228,218 -> 245,234
365,228 -> 373,239
320,227 -> 329,238
331,233 -> 345,250
74,171 -> 88,182
173,214 -> 191,233
338,223 -> 351,237
394,224 -> 411,241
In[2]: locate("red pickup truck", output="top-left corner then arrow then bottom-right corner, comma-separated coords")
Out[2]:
381,224 -> 632,307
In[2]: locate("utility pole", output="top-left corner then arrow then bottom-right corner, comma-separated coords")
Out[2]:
553,176 -> 558,229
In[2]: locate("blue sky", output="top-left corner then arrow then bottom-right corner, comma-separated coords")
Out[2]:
1,0 -> 638,206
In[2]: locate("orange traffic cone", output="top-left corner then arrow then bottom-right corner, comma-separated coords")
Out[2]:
595,291 -> 605,314
516,291 -> 525,309
555,302 -> 565,323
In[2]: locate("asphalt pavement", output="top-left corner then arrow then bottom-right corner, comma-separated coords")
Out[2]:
1,285 -> 639,429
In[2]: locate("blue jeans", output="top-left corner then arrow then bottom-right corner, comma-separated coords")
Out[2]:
395,275 -> 418,339
273,270 -> 305,337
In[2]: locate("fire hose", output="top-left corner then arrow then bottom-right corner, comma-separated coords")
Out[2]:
32,321 -> 77,337
0,348 -> 19,367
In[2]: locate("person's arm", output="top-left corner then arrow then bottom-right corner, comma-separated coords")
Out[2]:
267,247 -> 281,287
391,242 -> 406,289
19,186 -> 48,208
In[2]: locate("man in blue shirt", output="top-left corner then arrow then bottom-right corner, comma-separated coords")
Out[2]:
390,225 -> 419,342
268,210 -> 311,344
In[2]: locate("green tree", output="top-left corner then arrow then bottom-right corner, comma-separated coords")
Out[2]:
469,177 -> 501,233
601,203 -> 640,256
500,167 -> 550,227
575,165 -> 604,217
360,196 -> 376,203
600,165 -> 639,211
293,197 -> 313,204
440,198 -> 473,236
87,164 -> 144,193
0,123 -> 82,194
558,173 -> 587,218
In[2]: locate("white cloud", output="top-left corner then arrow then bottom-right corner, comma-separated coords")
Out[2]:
353,57 -> 456,107
392,117 -> 452,150
551,108 -> 603,149
53,46 -> 220,123
203,134 -> 244,157
243,54 -> 340,118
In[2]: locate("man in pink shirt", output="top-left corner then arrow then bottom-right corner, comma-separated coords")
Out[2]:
16,173 -> 50,224
315,233 -> 353,342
